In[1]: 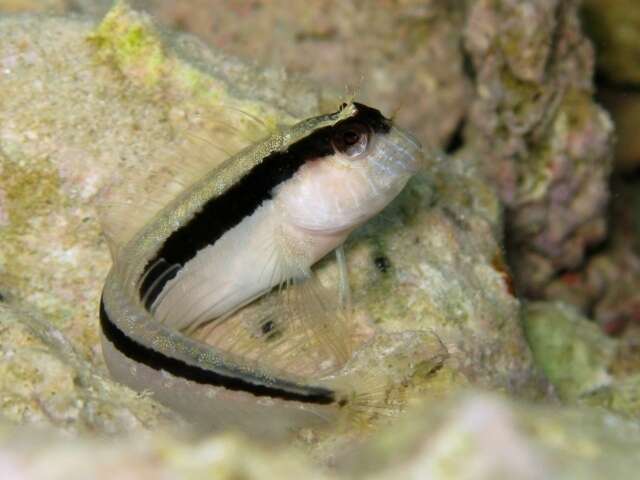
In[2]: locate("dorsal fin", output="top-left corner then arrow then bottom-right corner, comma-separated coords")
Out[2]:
97,102 -> 281,257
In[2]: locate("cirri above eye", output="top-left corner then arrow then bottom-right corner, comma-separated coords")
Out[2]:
332,122 -> 370,157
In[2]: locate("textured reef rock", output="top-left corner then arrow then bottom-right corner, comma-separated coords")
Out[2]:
3,392 -> 640,479
0,2 -> 335,436
2,392 -> 640,480
0,0 -> 638,478
463,0 -> 614,296
0,0 -> 536,445
0,0 -> 113,17
522,301 -> 640,418
522,301 -> 615,402
340,393 -> 640,480
127,0 -> 471,150
535,0 -> 640,336
0,301 -> 179,433
542,180 -> 640,335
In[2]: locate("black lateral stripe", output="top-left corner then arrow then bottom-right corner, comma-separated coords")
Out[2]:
100,296 -> 336,404
139,103 -> 391,306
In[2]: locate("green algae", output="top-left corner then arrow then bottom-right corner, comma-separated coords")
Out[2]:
522,301 -> 615,401
0,156 -> 64,300
88,0 -> 166,87
2,156 -> 62,229
88,1 -> 288,135
0,1 -> 632,477
582,375 -> 640,418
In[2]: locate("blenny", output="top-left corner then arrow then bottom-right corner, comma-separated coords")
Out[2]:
99,102 -> 424,437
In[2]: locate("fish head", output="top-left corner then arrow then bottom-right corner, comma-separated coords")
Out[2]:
276,103 -> 424,236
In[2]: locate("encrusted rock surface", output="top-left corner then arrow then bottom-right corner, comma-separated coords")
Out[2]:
129,0 -> 471,150
542,178 -> 640,335
0,1 -> 638,478
463,0 -> 614,296
522,301 -> 640,418
0,0 -> 539,435
522,301 -> 615,402
521,0 -> 640,339
0,301 -> 179,433
340,392 -> 640,480
2,392 -> 640,480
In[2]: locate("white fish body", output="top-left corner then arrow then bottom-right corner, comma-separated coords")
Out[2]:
99,102 -> 424,437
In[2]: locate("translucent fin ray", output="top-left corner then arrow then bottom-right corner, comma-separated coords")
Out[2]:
180,251 -> 354,379
335,245 -> 352,313
97,102 -> 277,254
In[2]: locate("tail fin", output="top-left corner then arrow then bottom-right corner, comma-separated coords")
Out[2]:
325,330 -> 449,430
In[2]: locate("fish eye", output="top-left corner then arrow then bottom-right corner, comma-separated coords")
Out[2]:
332,122 -> 370,157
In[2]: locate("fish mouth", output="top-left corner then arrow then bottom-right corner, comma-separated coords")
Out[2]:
395,126 -> 422,151
374,126 -> 426,176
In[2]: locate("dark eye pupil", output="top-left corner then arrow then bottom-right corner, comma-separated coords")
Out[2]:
331,122 -> 369,157
343,130 -> 360,146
